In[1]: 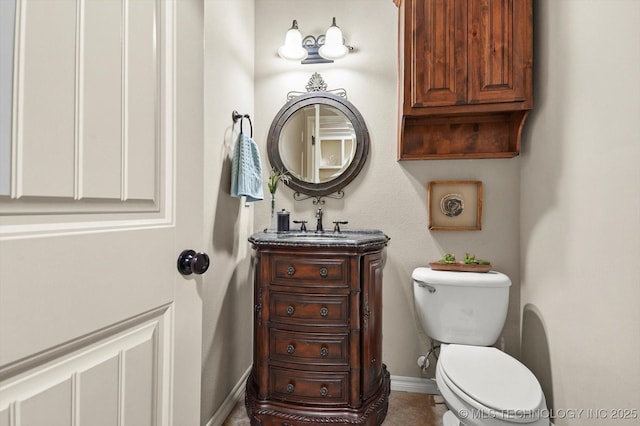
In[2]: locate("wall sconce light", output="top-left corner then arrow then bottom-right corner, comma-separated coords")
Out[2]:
278,17 -> 353,64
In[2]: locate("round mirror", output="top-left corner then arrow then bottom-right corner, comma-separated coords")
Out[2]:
267,92 -> 369,198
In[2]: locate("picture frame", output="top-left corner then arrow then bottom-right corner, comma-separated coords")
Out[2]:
428,180 -> 483,231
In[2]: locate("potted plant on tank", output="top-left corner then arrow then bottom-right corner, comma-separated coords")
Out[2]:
429,252 -> 492,272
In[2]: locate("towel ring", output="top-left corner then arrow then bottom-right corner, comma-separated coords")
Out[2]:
232,110 -> 253,138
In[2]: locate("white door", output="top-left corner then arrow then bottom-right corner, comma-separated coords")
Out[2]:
0,0 -> 204,425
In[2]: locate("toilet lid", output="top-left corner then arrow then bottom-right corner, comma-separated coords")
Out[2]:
440,345 -> 543,415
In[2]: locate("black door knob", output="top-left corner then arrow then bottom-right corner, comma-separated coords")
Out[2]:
177,250 -> 210,275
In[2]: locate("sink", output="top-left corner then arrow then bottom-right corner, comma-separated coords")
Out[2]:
283,232 -> 349,239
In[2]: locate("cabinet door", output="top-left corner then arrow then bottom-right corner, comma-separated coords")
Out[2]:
467,0 -> 532,104
406,0 -> 467,108
360,252 -> 384,400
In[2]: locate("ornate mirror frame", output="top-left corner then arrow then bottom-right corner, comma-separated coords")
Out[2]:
267,89 -> 370,200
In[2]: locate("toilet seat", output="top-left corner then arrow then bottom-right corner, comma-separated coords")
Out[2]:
438,345 -> 544,422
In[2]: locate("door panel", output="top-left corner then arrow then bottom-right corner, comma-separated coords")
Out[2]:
126,0 -> 158,201
468,0 -> 529,103
408,0 -> 467,108
0,1 -> 203,425
17,0 -> 77,199
81,0 -> 123,200
0,307 -> 171,426
6,0 -> 159,211
360,252 -> 384,401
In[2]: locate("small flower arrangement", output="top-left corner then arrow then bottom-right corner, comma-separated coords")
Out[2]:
267,168 -> 290,195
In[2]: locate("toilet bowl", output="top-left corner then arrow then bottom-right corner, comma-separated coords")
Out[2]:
436,344 -> 548,426
412,267 -> 549,426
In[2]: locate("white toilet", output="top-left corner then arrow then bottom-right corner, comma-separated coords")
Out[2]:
412,267 -> 549,426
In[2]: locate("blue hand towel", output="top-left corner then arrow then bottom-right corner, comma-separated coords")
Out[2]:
231,132 -> 264,202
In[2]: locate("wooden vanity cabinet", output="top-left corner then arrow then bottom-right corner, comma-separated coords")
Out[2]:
245,232 -> 390,426
397,0 -> 533,159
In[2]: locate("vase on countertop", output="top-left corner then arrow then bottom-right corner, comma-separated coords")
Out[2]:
268,192 -> 277,232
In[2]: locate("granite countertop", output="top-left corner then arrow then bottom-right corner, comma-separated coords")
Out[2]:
249,229 -> 390,249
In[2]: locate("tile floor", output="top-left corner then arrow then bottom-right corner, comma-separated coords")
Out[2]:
222,391 -> 448,425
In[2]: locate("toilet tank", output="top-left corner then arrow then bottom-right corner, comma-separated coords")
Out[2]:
412,267 -> 511,346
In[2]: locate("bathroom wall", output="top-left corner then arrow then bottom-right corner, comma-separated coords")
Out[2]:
521,1 -> 640,425
255,0 -> 522,379
202,0 -> 256,423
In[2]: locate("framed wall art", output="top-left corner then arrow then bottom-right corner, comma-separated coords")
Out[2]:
428,180 -> 483,231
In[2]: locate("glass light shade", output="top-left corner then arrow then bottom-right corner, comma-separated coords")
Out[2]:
318,17 -> 348,60
278,20 -> 308,61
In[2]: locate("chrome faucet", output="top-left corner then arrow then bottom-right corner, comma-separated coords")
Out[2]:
315,207 -> 324,232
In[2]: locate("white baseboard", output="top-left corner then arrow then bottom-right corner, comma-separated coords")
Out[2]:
205,366 -> 251,426
390,375 -> 440,395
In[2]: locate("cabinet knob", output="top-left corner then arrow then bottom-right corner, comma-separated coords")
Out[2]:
286,305 -> 295,316
320,386 -> 328,397
286,383 -> 295,394
319,267 -> 328,277
286,344 -> 295,354
320,306 -> 329,317
287,266 -> 295,275
320,347 -> 329,357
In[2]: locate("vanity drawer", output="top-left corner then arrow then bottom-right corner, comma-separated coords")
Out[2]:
270,292 -> 348,327
270,329 -> 349,366
271,256 -> 349,288
269,367 -> 348,405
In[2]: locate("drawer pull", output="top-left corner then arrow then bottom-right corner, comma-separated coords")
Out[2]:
320,347 -> 329,357
287,266 -> 295,276
286,305 -> 295,316
286,383 -> 295,394
319,267 -> 328,277
286,344 -> 295,354
320,386 -> 329,397
320,306 -> 329,317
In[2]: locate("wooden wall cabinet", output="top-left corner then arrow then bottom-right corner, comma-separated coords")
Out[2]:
245,231 -> 390,426
397,0 -> 533,159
